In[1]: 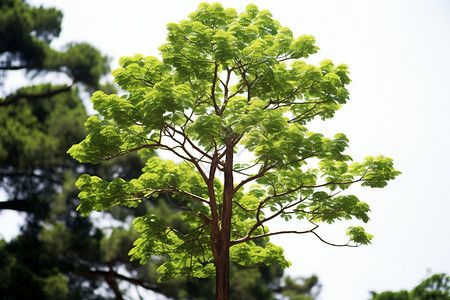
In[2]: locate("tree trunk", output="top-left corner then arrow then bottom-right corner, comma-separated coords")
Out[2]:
214,139 -> 234,300
215,239 -> 230,300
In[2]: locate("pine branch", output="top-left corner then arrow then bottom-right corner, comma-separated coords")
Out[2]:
0,83 -> 74,107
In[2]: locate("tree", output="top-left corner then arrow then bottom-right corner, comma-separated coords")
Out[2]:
68,3 -> 400,299
0,0 -> 109,226
282,275 -> 321,300
370,273 -> 450,300
0,0 -> 109,91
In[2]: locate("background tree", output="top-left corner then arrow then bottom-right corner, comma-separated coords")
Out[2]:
0,1 -> 320,299
369,273 -> 450,300
0,1 -> 167,298
68,2 -> 400,300
282,275 -> 321,300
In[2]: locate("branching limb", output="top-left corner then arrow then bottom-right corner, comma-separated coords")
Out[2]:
0,65 -> 33,70
165,123 -> 215,163
233,160 -> 273,194
79,267 -> 164,293
231,174 -> 367,246
130,74 -> 155,87
211,62 -> 221,115
266,175 -> 366,202
310,231 -> 358,247
0,83 -> 74,107
175,49 -> 215,64
166,183 -> 210,205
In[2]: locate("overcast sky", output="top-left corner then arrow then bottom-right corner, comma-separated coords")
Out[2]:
3,0 -> 450,299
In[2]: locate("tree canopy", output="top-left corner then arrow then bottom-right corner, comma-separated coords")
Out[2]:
0,0 -> 109,102
68,3 -> 400,299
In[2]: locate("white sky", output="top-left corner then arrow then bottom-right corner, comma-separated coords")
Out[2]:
4,0 -> 450,299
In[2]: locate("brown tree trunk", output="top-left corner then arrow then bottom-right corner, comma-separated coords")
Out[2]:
215,237 -> 230,300
214,139 -> 234,300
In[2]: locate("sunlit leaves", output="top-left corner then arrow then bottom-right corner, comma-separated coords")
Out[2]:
308,195 -> 370,224
112,55 -> 168,92
185,114 -> 224,147
230,242 -> 291,269
349,156 -> 401,188
130,214 -> 215,281
129,214 -> 183,263
67,116 -> 121,164
189,2 -> 238,28
346,226 -> 373,245
75,174 -> 141,216
290,34 -> 319,59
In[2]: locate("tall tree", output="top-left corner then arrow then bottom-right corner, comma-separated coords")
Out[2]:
0,0 -> 108,223
68,3 -> 400,299
1,1 -> 113,298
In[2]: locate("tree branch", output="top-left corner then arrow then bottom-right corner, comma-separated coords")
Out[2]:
0,65 -> 33,70
211,62 -> 221,115
0,83 -> 74,107
232,228 -> 357,248
79,268 -> 164,294
219,68 -> 232,115
0,199 -> 37,213
233,160 -> 272,194
166,184 -> 210,205
233,153 -> 317,194
165,123 -> 214,162
231,174 -> 366,246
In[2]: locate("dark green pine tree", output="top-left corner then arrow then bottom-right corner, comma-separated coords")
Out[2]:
0,1 -> 321,299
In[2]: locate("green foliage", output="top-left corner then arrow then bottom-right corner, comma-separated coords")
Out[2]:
0,0 -> 62,68
370,273 -> 450,300
230,241 -> 291,269
68,1 -> 400,290
42,273 -> 70,300
283,275 -> 321,300
0,85 -> 88,168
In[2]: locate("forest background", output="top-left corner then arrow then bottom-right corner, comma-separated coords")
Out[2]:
1,0 -> 449,299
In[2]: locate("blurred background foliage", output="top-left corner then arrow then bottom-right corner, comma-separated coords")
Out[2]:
369,273 -> 450,300
0,1 -> 321,299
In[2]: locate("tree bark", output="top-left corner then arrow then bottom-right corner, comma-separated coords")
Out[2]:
215,138 -> 234,300
215,238 -> 230,300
